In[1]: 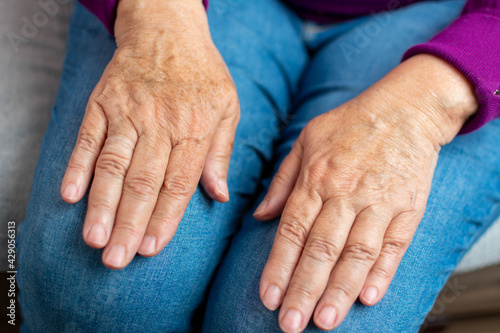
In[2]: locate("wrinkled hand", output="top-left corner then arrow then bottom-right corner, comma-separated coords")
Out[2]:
60,0 -> 239,269
254,55 -> 477,332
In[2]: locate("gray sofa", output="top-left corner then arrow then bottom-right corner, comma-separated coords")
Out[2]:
1,0 -> 498,278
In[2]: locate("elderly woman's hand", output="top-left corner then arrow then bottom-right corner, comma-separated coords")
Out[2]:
60,0 -> 239,269
254,54 -> 477,332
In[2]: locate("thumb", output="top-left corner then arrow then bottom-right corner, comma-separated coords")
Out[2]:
253,140 -> 303,221
200,116 -> 238,203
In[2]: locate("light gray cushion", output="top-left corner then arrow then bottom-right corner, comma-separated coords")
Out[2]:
456,216 -> 500,273
0,0 -> 73,271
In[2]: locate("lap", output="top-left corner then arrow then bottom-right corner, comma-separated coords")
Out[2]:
204,118 -> 500,332
17,0 -> 307,332
204,0 -> 500,331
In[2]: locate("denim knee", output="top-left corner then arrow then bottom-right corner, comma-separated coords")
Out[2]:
18,182 -> 233,332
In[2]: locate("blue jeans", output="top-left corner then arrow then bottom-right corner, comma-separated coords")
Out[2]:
17,0 -> 500,332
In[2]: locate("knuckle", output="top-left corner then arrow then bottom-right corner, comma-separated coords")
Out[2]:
301,164 -> 328,185
356,204 -> 394,224
381,238 -> 409,256
288,283 -> 316,302
370,265 -> 393,281
162,177 -> 191,198
77,132 -> 102,155
362,204 -> 390,216
278,220 -> 309,248
224,140 -> 235,156
303,119 -> 319,135
149,208 -> 173,224
208,149 -> 230,166
343,242 -> 379,263
233,105 -> 241,122
105,135 -> 136,151
88,200 -> 113,216
329,175 -> 358,196
88,97 -> 108,114
215,75 -> 237,99
223,88 -> 240,114
95,153 -> 129,178
303,237 -> 341,265
112,221 -> 143,239
124,175 -> 159,199
182,133 -> 210,148
271,171 -> 289,187
172,129 -> 209,149
66,160 -> 90,175
328,281 -> 358,299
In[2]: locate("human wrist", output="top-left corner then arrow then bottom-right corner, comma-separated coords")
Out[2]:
375,54 -> 478,147
114,0 -> 209,49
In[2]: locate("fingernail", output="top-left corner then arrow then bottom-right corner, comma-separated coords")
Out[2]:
138,235 -> 156,255
317,306 -> 337,329
281,309 -> 302,333
262,284 -> 282,310
216,180 -> 229,200
254,198 -> 269,216
86,224 -> 107,247
63,183 -> 78,201
363,286 -> 379,304
105,245 -> 126,268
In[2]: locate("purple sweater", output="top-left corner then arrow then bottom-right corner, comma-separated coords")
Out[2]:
79,0 -> 500,134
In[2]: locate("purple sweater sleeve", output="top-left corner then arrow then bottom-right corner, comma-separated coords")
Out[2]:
77,0 -> 209,36
78,0 -> 117,36
403,0 -> 500,134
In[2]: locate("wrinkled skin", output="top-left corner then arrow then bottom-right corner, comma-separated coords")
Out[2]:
60,0 -> 478,330
254,55 -> 477,332
61,0 -> 240,269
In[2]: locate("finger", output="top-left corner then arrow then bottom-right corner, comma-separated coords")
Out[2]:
200,115 -> 238,203
102,136 -> 169,269
359,211 -> 417,306
253,140 -> 303,221
277,198 -> 355,333
61,102 -> 107,203
313,205 -> 391,331
82,124 -> 137,248
259,181 -> 322,312
137,140 -> 208,256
